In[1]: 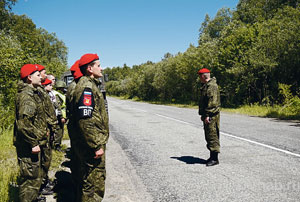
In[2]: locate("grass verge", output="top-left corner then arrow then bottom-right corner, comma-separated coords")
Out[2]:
0,129 -> 19,202
0,129 -> 68,201
108,96 -> 300,120
222,104 -> 300,120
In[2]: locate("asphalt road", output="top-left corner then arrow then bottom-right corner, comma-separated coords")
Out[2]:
104,97 -> 300,202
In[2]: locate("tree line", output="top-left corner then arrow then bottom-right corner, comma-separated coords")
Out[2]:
0,0 -> 68,131
104,0 -> 300,116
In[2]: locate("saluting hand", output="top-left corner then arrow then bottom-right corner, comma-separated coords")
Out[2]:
94,148 -> 104,159
32,145 -> 41,154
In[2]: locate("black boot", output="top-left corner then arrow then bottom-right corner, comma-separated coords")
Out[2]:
206,151 -> 213,162
206,152 -> 219,166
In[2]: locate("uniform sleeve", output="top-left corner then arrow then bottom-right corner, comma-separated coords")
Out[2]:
77,88 -> 105,151
17,98 -> 43,148
205,84 -> 220,117
66,83 -> 75,119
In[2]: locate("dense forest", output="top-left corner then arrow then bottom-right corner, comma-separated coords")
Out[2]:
104,0 -> 300,116
0,0 -> 68,131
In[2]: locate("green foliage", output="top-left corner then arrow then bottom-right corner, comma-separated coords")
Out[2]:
277,83 -> 300,118
0,31 -> 23,110
0,4 -> 68,131
104,1 -> 300,119
199,8 -> 233,39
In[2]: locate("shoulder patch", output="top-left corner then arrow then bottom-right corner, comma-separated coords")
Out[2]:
20,100 -> 36,117
77,88 -> 95,119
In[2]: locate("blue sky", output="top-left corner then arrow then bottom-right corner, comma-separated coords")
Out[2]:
12,0 -> 239,68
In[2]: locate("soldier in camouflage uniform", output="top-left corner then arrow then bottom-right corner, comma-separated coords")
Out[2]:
53,80 -> 67,150
198,68 -> 221,166
73,54 -> 109,202
14,64 -> 47,201
66,60 -> 83,199
36,64 -> 59,193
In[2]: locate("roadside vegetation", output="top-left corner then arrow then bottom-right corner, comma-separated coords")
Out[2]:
0,0 -> 68,132
0,129 -> 67,201
112,82 -> 300,120
0,1 -> 69,200
104,0 -> 300,121
0,129 -> 18,202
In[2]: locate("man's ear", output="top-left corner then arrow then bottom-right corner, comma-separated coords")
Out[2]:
27,75 -> 32,83
86,65 -> 93,74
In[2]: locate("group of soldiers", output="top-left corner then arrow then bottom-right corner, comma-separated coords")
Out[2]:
14,53 -> 109,202
14,52 -> 220,201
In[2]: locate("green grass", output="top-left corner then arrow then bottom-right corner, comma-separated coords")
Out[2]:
109,96 -> 300,120
50,126 -> 69,171
49,149 -> 65,171
0,129 -> 68,201
0,130 -> 19,202
222,104 -> 272,117
222,104 -> 300,120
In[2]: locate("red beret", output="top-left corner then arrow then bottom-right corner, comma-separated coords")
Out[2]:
41,78 -> 52,86
20,64 -> 39,79
78,53 -> 99,67
70,60 -> 83,79
73,71 -> 83,80
197,68 -> 210,74
70,60 -> 79,72
35,64 -> 45,71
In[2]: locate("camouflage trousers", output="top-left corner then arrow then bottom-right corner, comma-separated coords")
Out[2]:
79,150 -> 106,202
54,122 -> 64,147
70,140 -> 83,200
41,143 -> 52,184
16,147 -> 42,202
203,113 -> 220,153
67,122 -> 83,195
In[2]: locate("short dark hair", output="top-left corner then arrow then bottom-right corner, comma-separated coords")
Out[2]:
22,71 -> 38,83
79,59 -> 98,75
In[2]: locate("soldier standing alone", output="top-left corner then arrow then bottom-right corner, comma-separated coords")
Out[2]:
198,68 -> 221,166
73,53 -> 109,201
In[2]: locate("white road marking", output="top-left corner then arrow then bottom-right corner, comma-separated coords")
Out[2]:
111,101 -> 300,158
128,107 -> 148,113
221,132 -> 300,158
155,113 -> 300,158
155,113 -> 195,126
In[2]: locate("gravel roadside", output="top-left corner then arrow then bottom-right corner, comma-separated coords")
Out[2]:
45,137 -> 153,202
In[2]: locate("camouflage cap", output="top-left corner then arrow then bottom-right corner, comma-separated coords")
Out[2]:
55,80 -> 66,88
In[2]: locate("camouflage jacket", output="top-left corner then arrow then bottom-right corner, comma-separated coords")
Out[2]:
73,76 -> 109,152
53,90 -> 66,118
14,82 -> 48,148
66,80 -> 78,141
198,77 -> 220,117
37,86 -> 60,135
66,80 -> 76,121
